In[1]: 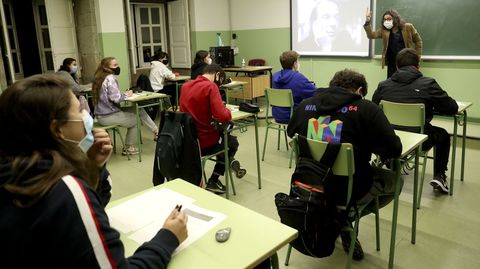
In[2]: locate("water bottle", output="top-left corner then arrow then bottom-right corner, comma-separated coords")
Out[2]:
217,33 -> 223,47
241,58 -> 246,67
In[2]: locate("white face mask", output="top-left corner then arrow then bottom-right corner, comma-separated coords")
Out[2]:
383,20 -> 394,30
70,66 -> 78,74
206,58 -> 212,65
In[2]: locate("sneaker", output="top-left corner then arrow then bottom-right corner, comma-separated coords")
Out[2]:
205,179 -> 226,194
340,231 -> 365,261
230,160 -> 247,178
430,174 -> 449,194
122,146 -> 139,156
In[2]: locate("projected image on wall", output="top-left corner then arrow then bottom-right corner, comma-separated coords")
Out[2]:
292,0 -> 371,57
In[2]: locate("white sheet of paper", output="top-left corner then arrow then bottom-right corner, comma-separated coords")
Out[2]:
128,203 -> 226,255
107,188 -> 194,233
106,188 -> 226,255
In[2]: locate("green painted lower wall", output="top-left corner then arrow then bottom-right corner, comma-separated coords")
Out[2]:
98,32 -> 130,90
192,28 -> 480,119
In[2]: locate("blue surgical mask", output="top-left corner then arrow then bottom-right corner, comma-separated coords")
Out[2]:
65,110 -> 94,153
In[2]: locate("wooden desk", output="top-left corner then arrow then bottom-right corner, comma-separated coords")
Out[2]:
223,66 -> 273,100
167,75 -> 190,108
389,130 -> 428,269
448,101 -> 473,195
108,179 -> 297,269
126,92 -> 169,162
220,80 -> 248,102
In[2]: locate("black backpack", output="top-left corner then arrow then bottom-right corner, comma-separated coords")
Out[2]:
136,74 -> 154,92
153,110 -> 202,186
275,135 -> 347,258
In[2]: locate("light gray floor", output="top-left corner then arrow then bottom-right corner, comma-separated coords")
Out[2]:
106,119 -> 480,269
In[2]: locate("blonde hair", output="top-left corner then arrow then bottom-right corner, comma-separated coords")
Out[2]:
92,57 -> 116,105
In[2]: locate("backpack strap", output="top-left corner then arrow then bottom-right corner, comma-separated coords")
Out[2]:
297,135 -> 340,168
319,143 -> 341,169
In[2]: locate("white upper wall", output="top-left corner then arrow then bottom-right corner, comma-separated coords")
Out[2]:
230,0 -> 289,30
189,0 -> 230,31
95,0 -> 126,33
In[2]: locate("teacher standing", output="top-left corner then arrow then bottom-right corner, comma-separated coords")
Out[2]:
363,9 -> 422,78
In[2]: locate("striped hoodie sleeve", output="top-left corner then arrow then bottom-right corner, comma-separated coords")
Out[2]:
62,176 -> 179,269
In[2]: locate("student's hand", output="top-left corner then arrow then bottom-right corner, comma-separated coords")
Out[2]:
125,90 -> 133,97
365,8 -> 372,23
163,208 -> 188,244
87,128 -> 113,167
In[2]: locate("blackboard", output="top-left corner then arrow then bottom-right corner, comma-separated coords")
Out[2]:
373,0 -> 480,59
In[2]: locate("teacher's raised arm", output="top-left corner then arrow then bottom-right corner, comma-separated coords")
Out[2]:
363,9 -> 422,78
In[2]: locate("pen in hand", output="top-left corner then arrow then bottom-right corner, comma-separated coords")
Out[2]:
175,204 -> 182,212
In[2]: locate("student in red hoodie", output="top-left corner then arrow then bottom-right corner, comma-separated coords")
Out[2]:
180,64 -> 246,194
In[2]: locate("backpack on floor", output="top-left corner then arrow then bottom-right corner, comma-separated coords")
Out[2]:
153,110 -> 202,186
275,135 -> 346,258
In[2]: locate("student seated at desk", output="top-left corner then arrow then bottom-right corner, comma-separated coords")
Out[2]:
190,50 -> 212,79
56,57 -> 90,113
372,48 -> 458,194
93,57 -> 159,155
149,51 -> 177,110
180,64 -> 246,194
0,74 -> 188,269
287,69 -> 402,260
272,50 -> 316,123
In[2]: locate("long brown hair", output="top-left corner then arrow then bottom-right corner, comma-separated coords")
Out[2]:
92,57 -> 115,105
0,74 -> 99,207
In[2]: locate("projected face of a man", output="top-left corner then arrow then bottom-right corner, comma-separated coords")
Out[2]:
312,0 -> 339,49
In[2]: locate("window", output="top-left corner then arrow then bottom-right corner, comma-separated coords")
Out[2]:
133,5 -> 167,67
2,1 -> 23,79
33,0 -> 55,72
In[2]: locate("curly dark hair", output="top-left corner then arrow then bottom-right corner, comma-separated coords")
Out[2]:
329,69 -> 368,96
382,9 -> 406,30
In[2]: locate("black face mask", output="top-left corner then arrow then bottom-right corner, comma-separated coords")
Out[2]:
111,67 -> 121,75
162,59 -> 169,65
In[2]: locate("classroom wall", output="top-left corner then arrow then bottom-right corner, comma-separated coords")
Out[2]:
190,0 -> 480,123
189,0 -> 231,56
94,0 -> 130,89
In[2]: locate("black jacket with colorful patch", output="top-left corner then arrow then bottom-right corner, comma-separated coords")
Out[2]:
287,87 -> 402,201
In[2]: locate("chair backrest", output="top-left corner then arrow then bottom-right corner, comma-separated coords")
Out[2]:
265,88 -> 294,107
248,58 -> 266,66
379,100 -> 426,133
264,88 -> 294,119
293,134 -> 355,207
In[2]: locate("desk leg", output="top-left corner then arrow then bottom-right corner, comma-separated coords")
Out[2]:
224,131 -> 230,199
389,158 -> 402,269
133,103 -> 142,162
254,115 -> 262,189
450,115 -> 459,195
175,82 -> 179,110
412,147 -> 420,244
461,111 -> 467,181
270,252 -> 279,269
